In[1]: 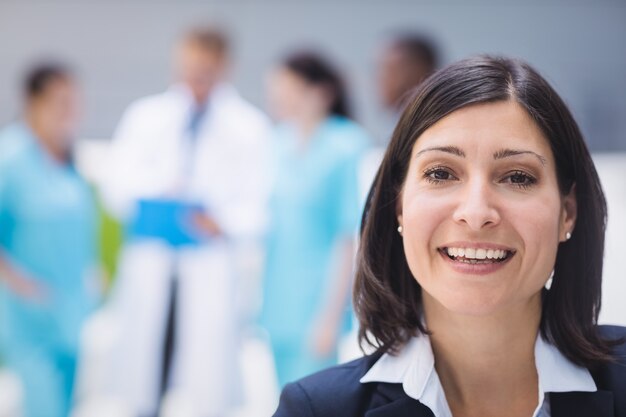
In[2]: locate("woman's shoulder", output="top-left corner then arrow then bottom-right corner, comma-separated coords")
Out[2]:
598,324 -> 626,342
597,324 -> 626,364
597,323 -> 626,355
324,117 -> 370,149
273,353 -> 382,417
0,126 -> 36,171
592,325 -> 626,413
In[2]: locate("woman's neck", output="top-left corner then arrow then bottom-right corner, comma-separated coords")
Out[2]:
424,293 -> 542,417
26,116 -> 69,164
293,111 -> 328,145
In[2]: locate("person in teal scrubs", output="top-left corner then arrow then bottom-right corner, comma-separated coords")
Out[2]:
0,64 -> 98,417
261,52 -> 370,387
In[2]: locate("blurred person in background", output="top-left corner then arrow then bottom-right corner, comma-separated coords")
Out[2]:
100,26 -> 271,417
376,32 -> 439,132
357,33 -> 441,211
0,63 -> 100,417
261,51 -> 370,388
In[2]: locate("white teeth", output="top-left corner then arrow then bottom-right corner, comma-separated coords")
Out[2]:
444,247 -> 510,261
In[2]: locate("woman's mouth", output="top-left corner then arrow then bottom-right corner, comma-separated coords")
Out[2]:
439,247 -> 514,264
437,242 -> 516,276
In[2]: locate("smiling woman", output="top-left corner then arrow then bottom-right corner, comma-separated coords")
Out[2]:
273,56 -> 626,417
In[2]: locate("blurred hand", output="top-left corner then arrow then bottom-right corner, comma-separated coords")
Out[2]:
191,212 -> 223,237
309,314 -> 340,359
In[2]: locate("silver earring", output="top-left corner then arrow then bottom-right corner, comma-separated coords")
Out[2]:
397,225 -> 403,234
565,232 -> 572,241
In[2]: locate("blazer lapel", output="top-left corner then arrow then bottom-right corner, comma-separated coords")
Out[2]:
550,391 -> 615,417
364,383 -> 435,417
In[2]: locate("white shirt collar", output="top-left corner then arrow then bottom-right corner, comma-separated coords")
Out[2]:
360,332 -> 596,417
169,82 -> 236,106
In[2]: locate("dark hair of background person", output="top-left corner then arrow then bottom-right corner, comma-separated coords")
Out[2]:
23,63 -> 72,100
354,55 -> 621,370
377,32 -> 440,113
183,25 -> 230,57
391,32 -> 439,77
283,51 -> 351,119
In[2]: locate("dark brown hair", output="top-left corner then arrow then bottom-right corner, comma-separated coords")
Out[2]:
23,62 -> 72,99
391,32 -> 439,76
354,55 -> 618,369
283,51 -> 351,119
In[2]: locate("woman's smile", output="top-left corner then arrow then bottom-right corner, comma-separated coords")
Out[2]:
438,246 -> 515,275
437,241 -> 516,275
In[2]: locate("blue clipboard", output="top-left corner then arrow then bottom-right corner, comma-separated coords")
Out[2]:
128,198 -> 206,247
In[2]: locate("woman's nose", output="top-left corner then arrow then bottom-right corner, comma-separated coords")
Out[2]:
452,179 -> 501,230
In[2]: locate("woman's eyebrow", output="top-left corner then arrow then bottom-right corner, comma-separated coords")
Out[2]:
414,146 -> 547,167
415,146 -> 465,158
493,148 -> 547,166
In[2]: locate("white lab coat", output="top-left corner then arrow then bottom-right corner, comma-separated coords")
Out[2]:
100,83 -> 271,417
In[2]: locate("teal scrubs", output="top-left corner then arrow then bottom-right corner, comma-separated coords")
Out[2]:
0,123 -> 97,417
260,116 -> 369,387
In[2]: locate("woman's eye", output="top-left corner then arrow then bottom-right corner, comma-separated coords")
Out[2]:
503,171 -> 537,189
424,167 -> 456,183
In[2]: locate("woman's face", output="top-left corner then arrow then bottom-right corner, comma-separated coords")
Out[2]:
398,100 -> 576,317
266,67 -> 331,122
29,77 -> 81,146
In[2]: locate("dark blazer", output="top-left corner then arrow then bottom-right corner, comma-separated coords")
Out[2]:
273,325 -> 626,417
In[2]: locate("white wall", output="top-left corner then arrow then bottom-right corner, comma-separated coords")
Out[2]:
596,154 -> 626,326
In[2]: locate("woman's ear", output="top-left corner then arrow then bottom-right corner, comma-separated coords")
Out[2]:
396,190 -> 403,226
560,183 -> 577,242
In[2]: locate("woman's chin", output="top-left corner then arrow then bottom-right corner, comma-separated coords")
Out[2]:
424,284 -> 543,319
425,287 -> 510,318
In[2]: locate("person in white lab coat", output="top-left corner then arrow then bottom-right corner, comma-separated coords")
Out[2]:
100,27 -> 271,417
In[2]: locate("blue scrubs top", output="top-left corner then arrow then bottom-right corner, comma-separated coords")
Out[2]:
261,116 -> 369,346
0,123 -> 97,353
